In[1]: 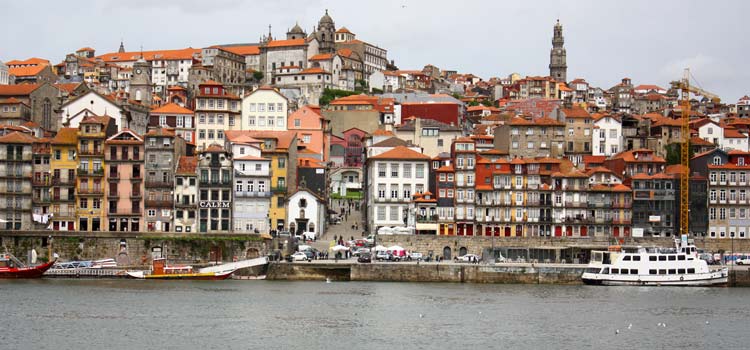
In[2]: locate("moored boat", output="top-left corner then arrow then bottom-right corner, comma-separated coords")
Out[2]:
0,253 -> 57,278
126,258 -> 235,280
582,235 -> 728,286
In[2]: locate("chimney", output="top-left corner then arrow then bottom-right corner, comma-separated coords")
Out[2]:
414,117 -> 421,143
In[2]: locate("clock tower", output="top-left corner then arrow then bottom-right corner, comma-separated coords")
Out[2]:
549,19 -> 567,83
129,57 -> 152,106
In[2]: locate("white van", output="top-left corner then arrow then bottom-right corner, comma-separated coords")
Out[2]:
736,255 -> 750,265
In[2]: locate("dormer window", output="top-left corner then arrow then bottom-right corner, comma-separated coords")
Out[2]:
739,158 -> 745,166
713,156 -> 722,166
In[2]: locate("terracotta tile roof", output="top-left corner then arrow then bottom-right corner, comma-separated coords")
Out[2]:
203,143 -> 226,153
335,27 -> 352,34
610,149 -> 666,163
510,158 -> 525,165
508,116 -> 564,126
309,53 -> 334,61
5,58 -> 50,66
151,102 -> 194,114
436,165 -> 454,172
96,48 -> 199,63
480,149 -> 508,155
200,79 -> 223,86
560,105 -> 591,119
167,85 -> 186,91
266,38 -> 306,48
0,83 -> 41,96
145,128 -> 176,137
176,156 -> 197,175
54,83 -> 81,94
0,131 -> 36,144
631,172 -> 675,180
51,127 -> 78,145
336,48 -> 355,58
9,65 -> 48,77
369,146 -> 429,160
466,105 -> 500,112
372,129 -> 395,136
81,115 -> 112,126
396,118 -> 461,132
21,121 -> 40,128
0,97 -> 27,105
225,130 -> 297,150
724,128 -> 746,138
665,164 -> 688,175
634,84 -> 665,91
585,166 -> 615,175
221,45 -> 260,56
235,154 -> 269,161
551,169 -> 588,178
371,137 -> 411,148
299,67 -> 329,74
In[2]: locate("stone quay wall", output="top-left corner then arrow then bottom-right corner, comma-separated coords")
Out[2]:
0,231 -> 271,266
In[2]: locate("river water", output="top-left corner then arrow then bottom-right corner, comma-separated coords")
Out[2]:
2,280 -> 748,349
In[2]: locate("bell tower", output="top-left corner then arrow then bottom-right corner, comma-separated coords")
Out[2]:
316,9 -> 336,53
549,19 -> 567,83
129,56 -> 152,106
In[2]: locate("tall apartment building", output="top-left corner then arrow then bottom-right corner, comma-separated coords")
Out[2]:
0,132 -> 34,230
366,146 -> 430,233
494,115 -> 565,158
31,136 -> 51,229
76,116 -> 116,232
50,128 -> 78,230
231,138 -> 272,234
708,150 -> 750,239
194,80 -> 241,150
174,156 -> 198,233
105,130 -> 144,232
144,128 -> 185,232
197,144 -> 233,233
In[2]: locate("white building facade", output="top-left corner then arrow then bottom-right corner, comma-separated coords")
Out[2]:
592,115 -> 623,156
287,189 -> 326,238
232,146 -> 272,234
241,86 -> 289,131
366,146 -> 430,233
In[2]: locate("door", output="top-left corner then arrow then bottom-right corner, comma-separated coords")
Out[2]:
555,226 -> 562,237
459,247 -> 468,257
566,226 -> 572,236
613,227 -> 620,237
443,246 -> 451,260
580,226 -> 588,237
504,227 -> 511,237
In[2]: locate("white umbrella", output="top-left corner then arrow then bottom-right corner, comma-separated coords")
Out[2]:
331,245 -> 349,252
388,245 -> 405,252
374,245 -> 388,251
298,244 -> 311,252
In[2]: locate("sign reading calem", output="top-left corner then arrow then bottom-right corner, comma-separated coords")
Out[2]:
199,201 -> 231,208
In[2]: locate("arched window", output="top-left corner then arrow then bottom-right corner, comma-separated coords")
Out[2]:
308,222 -> 315,233
42,98 -> 52,130
299,209 -> 305,219
135,90 -> 142,101
713,156 -> 722,165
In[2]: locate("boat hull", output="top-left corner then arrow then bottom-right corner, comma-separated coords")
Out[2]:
0,260 -> 56,279
126,270 -> 234,280
582,270 -> 729,287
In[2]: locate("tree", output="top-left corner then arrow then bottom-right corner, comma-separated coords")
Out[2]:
480,99 -> 494,107
451,92 -> 462,100
319,88 -> 359,106
252,71 -> 264,82
468,100 -> 480,107
665,142 -> 694,165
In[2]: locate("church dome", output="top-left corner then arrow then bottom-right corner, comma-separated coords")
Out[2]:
289,22 -> 305,34
319,9 -> 333,25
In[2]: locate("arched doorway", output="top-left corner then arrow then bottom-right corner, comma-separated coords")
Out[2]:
458,247 -> 468,257
443,246 -> 452,260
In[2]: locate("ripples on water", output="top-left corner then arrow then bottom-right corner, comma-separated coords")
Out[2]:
1,280 -> 749,349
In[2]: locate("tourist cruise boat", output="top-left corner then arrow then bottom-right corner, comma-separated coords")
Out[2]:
582,236 -> 728,286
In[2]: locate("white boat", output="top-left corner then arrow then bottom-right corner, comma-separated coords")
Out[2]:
581,236 -> 728,286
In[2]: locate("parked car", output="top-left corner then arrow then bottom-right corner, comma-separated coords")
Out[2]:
456,254 -> 481,263
375,251 -> 392,261
291,252 -> 310,262
406,252 -> 423,261
353,247 -> 371,257
357,253 -> 372,263
737,255 -> 750,265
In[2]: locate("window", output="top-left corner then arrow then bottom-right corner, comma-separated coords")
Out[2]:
148,209 -> 156,217
512,141 -> 519,149
249,103 -> 256,112
416,164 -> 424,178
377,206 -> 385,221
378,163 -> 386,177
527,141 -> 534,149
391,163 -> 399,177
389,206 -> 398,221
248,117 -> 255,126
303,134 -> 311,144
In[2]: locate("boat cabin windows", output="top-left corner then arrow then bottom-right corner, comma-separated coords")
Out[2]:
677,255 -> 686,261
658,269 -> 667,275
649,269 -> 657,275
629,269 -> 638,274
658,256 -> 667,261
649,256 -> 657,261
623,255 -> 631,261
687,268 -> 695,274
678,269 -> 686,274
668,255 -> 676,261
611,268 -> 619,274
602,267 -> 610,274
633,256 -> 641,261
668,269 -> 676,274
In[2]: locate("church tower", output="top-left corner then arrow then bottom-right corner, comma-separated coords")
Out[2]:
315,9 -> 336,53
549,19 -> 567,83
129,57 -> 152,106
287,22 -> 306,40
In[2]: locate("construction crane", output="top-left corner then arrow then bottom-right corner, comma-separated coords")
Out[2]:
670,69 -> 721,237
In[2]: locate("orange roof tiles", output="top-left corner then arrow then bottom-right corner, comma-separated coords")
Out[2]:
0,83 -> 41,96
176,156 -> 197,175
299,67 -> 329,74
5,58 -> 50,66
369,146 -> 429,160
337,48 -> 355,58
9,65 -> 48,77
225,130 -> 297,150
0,97 -> 27,105
309,53 -> 334,61
54,83 -> 81,94
335,27 -> 352,34
151,102 -> 194,115
266,38 -> 306,48
145,128 -> 176,137
96,48 -> 199,63
372,129 -> 395,136
221,45 -> 260,56
560,105 -> 591,119
724,128 -> 746,138
0,131 -> 36,144
51,127 -> 78,145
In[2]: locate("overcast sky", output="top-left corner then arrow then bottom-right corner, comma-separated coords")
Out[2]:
2,0 -> 748,101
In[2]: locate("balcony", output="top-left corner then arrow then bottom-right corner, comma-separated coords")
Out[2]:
4,154 -> 24,161
108,172 -> 120,180
32,178 -> 51,186
416,214 -> 438,223
130,191 -> 143,199
1,171 -> 26,179
52,177 -> 76,186
272,185 -> 287,193
78,168 -> 104,177
78,188 -> 104,196
131,174 -> 143,182
107,191 -> 119,199
79,148 -> 103,156
236,191 -> 272,198
588,201 -> 612,208
199,180 -> 232,188
175,200 -> 195,208
53,195 -> 76,202
32,195 -> 51,204
145,179 -> 174,188
612,219 -> 632,225
145,199 -> 174,207
51,209 -> 75,218
108,208 -> 142,216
